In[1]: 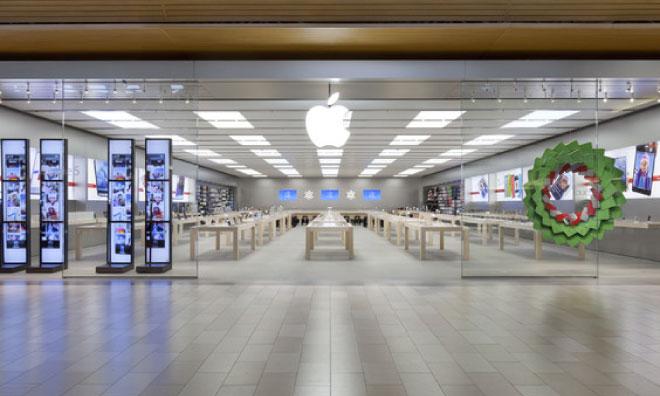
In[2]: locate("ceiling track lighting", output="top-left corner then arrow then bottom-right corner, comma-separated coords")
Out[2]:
629,93 -> 635,103
132,95 -> 137,104
84,79 -> 89,95
159,97 -> 164,104
79,91 -> 84,104
112,80 -> 118,95
185,97 -> 190,104
603,91 -> 608,103
26,94 -> 31,104
26,81 -> 31,95
105,95 -> 110,104
577,89 -> 582,103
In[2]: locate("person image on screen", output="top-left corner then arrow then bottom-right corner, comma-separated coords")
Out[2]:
633,153 -> 653,191
550,173 -> 570,200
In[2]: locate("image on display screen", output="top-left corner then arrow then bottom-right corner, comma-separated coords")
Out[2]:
146,154 -> 166,180
111,154 -> 132,180
503,173 -> 522,199
550,172 -> 571,200
94,160 -> 109,196
110,182 -> 132,221
320,189 -> 339,200
4,154 -> 27,181
41,153 -> 62,181
40,223 -> 61,249
614,157 -> 628,185
112,224 -> 132,255
41,182 -> 63,221
147,181 -> 167,220
478,177 -> 489,198
147,223 -> 167,248
4,182 -> 27,221
175,176 -> 185,199
279,189 -> 297,201
363,189 -> 382,201
4,223 -> 27,249
632,143 -> 657,196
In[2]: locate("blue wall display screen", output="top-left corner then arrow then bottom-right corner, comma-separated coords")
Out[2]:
363,189 -> 382,201
320,189 -> 339,200
279,189 -> 297,201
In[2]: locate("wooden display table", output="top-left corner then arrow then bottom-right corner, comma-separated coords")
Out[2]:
403,220 -> 470,260
74,223 -> 146,260
305,212 -> 354,259
189,222 -> 256,260
614,219 -> 660,229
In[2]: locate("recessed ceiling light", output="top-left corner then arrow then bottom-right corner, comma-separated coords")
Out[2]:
414,164 -> 435,168
394,175 -> 409,178
279,168 -> 300,175
82,111 -> 159,129
273,164 -> 293,169
184,149 -> 220,157
320,165 -> 340,169
358,175 -> 373,178
463,134 -> 515,146
319,158 -> 341,165
406,111 -> 465,129
317,149 -> 343,157
237,168 -> 262,176
379,149 -> 410,157
390,135 -> 430,146
208,158 -> 237,165
399,168 -> 425,175
371,158 -> 396,164
264,158 -> 289,165
194,111 -> 254,129
230,135 -> 270,146
501,110 -> 579,128
146,134 -> 196,146
226,165 -> 247,169
366,164 -> 387,168
440,149 -> 477,157
251,149 -> 281,157
360,168 -> 381,175
423,158 -> 453,165
252,175 -> 267,178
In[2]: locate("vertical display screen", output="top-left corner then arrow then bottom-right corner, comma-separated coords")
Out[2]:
108,139 -> 134,265
632,142 -> 657,196
40,139 -> 66,264
144,139 -> 171,264
2,139 -> 30,264
94,160 -> 109,196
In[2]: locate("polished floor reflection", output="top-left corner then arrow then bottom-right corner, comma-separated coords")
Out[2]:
2,281 -> 660,396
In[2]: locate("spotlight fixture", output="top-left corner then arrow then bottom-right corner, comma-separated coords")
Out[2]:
158,97 -> 163,105
603,91 -> 608,103
84,80 -> 89,95
26,82 -> 31,95
51,94 -> 56,104
79,91 -> 84,104
132,95 -> 137,104
629,94 -> 635,103
577,90 -> 582,104
112,81 -> 118,95
626,81 -> 634,93
105,95 -> 110,104
26,94 -> 31,104
185,97 -> 190,104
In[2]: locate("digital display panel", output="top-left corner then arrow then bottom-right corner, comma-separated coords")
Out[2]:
362,189 -> 382,201
279,189 -> 297,201
94,159 -> 108,196
320,189 -> 339,200
632,142 -> 657,196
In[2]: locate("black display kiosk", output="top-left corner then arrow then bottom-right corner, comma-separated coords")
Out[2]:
1,139 -> 30,273
29,139 -> 68,273
97,139 -> 135,273
137,138 -> 172,273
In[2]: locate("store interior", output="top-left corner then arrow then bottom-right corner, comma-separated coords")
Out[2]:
0,78 -> 658,282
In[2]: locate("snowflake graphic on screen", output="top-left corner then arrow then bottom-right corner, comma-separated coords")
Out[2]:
346,190 -> 356,200
304,190 -> 314,200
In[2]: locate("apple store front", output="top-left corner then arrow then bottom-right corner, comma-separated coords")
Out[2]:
0,60 -> 659,282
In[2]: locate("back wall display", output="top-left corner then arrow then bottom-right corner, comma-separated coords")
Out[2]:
606,141 -> 660,199
465,174 -> 489,203
495,168 -> 523,201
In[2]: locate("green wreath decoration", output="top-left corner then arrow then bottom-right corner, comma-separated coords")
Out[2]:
523,141 -> 626,247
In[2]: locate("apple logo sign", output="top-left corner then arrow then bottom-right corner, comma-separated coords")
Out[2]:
305,92 -> 351,148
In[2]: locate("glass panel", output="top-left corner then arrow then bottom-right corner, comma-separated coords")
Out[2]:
459,79 -> 600,277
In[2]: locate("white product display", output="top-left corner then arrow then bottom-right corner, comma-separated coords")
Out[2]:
142,139 -> 172,269
39,139 -> 67,267
1,139 -> 30,267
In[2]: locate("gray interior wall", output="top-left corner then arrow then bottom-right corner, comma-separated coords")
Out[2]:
239,177 -> 421,210
421,104 -> 660,261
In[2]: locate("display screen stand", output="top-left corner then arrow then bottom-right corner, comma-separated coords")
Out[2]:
97,139 -> 135,273
28,139 -> 68,273
0,139 -> 30,273
137,138 -> 172,273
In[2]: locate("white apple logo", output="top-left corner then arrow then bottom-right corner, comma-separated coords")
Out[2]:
305,92 -> 351,148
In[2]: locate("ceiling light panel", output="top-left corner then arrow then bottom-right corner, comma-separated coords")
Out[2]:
360,168 -> 381,175
379,149 -> 410,157
463,134 -> 515,146
183,149 -> 220,157
423,158 -> 453,165
230,135 -> 270,146
371,158 -> 396,164
399,168 -> 425,175
237,168 -> 262,176
319,158 -> 341,165
501,110 -> 579,129
82,111 -> 159,129
264,158 -> 289,165
146,134 -> 196,146
406,110 -> 465,128
208,158 -> 237,165
441,148 -> 477,157
389,135 -> 431,146
194,111 -> 253,129
250,149 -> 281,157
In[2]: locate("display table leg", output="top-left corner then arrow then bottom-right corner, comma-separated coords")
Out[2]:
141,227 -> 146,246
499,228 -> 505,250
305,229 -> 312,259
233,230 -> 240,260
75,230 -> 82,260
481,226 -> 488,246
347,228 -> 354,259
251,227 -> 256,251
189,228 -> 197,260
534,231 -> 542,260
420,229 -> 427,260
514,228 -> 520,245
578,244 -> 586,260
215,230 -> 221,250
462,228 -> 470,260
269,221 -> 274,241
404,227 -> 409,250
396,223 -> 402,246
440,231 -> 444,250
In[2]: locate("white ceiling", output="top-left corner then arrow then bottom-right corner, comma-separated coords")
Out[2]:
0,79 -> 657,178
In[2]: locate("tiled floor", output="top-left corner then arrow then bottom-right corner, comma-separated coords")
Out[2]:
2,281 -> 660,396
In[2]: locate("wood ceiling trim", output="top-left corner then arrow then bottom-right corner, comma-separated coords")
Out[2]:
1,24 -> 660,59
